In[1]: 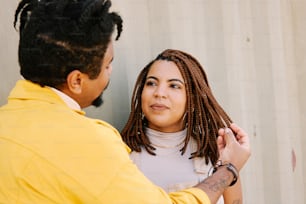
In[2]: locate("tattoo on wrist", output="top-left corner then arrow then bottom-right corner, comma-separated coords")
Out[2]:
203,172 -> 230,192
208,161 -> 239,187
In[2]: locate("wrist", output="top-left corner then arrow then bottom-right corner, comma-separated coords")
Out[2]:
208,161 -> 239,186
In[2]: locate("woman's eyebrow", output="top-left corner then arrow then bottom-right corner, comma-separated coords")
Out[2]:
168,79 -> 185,84
146,76 -> 158,80
146,76 -> 185,84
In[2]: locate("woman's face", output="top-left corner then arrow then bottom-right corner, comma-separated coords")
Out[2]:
141,60 -> 187,133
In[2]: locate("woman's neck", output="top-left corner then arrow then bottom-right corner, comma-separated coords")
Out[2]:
145,127 -> 187,149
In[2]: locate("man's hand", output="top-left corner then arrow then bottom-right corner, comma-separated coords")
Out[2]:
194,123 -> 250,203
217,123 -> 251,170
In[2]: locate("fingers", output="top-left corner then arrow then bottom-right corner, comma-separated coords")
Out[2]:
217,123 -> 251,170
218,127 -> 225,136
239,131 -> 250,150
230,123 -> 242,139
230,123 -> 250,149
217,127 -> 237,154
216,135 -> 225,150
230,123 -> 251,160
217,128 -> 226,150
223,127 -> 236,145
217,127 -> 235,148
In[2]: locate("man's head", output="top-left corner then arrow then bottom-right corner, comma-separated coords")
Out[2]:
14,0 -> 122,108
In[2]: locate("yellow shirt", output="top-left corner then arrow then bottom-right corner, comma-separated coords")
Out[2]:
0,80 -> 210,204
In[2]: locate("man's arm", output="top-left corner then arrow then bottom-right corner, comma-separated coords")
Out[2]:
195,123 -> 251,203
223,178 -> 242,204
195,165 -> 235,204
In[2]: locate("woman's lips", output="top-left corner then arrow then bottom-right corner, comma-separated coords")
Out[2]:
150,104 -> 168,110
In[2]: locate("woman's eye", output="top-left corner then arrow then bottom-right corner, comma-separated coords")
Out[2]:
170,84 -> 181,89
145,81 -> 156,86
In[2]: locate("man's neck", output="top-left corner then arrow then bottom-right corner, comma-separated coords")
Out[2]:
49,87 -> 81,110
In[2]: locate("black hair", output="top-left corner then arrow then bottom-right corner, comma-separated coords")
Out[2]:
14,0 -> 123,87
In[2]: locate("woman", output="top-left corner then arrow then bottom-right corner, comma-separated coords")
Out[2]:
121,49 -> 243,204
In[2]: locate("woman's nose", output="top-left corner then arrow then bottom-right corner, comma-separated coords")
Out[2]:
153,85 -> 167,98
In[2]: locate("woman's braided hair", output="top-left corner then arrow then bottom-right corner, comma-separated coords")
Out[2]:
14,0 -> 122,87
121,49 -> 232,165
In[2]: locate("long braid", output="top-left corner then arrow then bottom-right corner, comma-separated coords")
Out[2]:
121,49 -> 232,165
121,61 -> 156,155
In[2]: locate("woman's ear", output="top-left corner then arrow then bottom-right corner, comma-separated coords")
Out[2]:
66,70 -> 84,94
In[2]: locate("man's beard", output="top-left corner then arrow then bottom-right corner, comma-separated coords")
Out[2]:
91,80 -> 109,107
91,95 -> 104,107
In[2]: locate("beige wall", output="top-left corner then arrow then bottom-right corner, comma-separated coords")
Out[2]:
1,0 -> 305,203
292,0 -> 306,200
0,1 -> 20,105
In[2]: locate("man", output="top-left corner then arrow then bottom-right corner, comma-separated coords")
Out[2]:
0,0 -> 250,203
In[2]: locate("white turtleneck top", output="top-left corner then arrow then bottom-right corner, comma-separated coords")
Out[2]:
130,128 -> 224,204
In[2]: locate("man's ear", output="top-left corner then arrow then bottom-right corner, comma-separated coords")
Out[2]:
66,70 -> 84,94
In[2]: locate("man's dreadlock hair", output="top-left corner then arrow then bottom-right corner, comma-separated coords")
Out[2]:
121,49 -> 232,165
14,0 -> 122,87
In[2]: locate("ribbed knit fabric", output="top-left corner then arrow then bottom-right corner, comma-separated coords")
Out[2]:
130,127 -> 224,203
